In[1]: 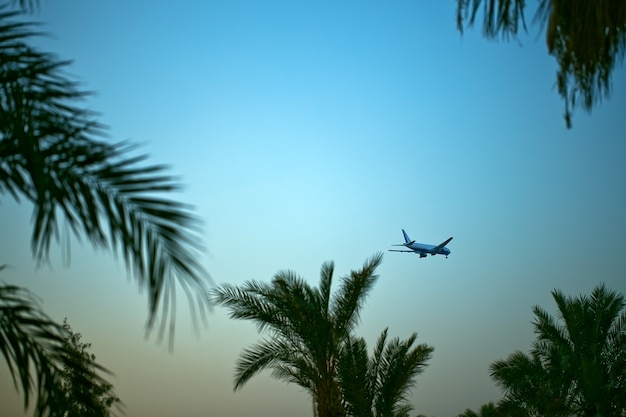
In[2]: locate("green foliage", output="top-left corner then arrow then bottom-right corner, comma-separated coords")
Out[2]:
339,328 -> 434,417
0,276 -> 117,417
489,284 -> 626,417
456,0 -> 626,128
211,253 -> 384,417
51,319 -> 120,417
0,2 -> 211,344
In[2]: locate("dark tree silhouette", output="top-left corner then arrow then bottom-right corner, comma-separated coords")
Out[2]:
211,253 -> 384,417
0,272 -> 117,417
490,284 -> 626,417
456,0 -> 626,128
339,328 -> 434,417
50,319 -> 121,417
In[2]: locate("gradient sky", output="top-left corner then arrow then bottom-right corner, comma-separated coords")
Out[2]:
1,1 -> 625,416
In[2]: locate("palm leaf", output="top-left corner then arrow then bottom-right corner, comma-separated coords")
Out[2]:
339,327 -> 433,417
234,338 -> 287,390
212,280 -> 289,333
318,261 -> 334,320
456,0 -> 526,38
374,332 -> 432,417
338,336 -> 373,417
0,8 -> 211,346
331,253 -> 382,340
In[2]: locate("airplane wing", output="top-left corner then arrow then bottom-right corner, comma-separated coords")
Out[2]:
388,249 -> 418,253
433,237 -> 453,251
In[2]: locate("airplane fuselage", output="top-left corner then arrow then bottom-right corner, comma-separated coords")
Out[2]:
405,242 -> 451,257
389,229 -> 453,258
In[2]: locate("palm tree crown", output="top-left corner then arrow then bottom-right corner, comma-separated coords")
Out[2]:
490,284 -> 626,417
339,327 -> 434,417
211,253 -> 384,417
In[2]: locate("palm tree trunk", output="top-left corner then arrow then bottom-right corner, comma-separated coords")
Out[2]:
315,377 -> 344,417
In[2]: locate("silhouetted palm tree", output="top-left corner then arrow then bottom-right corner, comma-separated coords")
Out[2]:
1,1 -> 211,414
339,327 -> 434,417
490,284 -> 626,417
456,0 -> 626,128
211,253 -> 384,417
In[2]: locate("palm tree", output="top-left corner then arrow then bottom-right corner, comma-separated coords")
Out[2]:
490,284 -> 626,417
210,253 -> 384,417
338,328 -> 434,417
2,1 -> 211,414
456,0 -> 626,128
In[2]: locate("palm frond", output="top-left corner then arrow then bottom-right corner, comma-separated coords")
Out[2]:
0,5 -> 211,346
10,0 -> 40,14
455,0 -> 527,38
331,252 -> 383,339
0,283 -> 60,409
370,326 -> 389,397
531,303 -> 572,356
457,407 -> 480,417
318,261 -> 334,320
589,284 -> 626,347
234,338 -> 287,390
338,336 -> 373,417
339,327 -> 433,417
271,357 -> 318,393
373,332 -> 433,417
478,402 -> 500,417
210,280 -> 286,333
490,351 -> 540,394
269,274 -> 339,377
606,309 -> 626,352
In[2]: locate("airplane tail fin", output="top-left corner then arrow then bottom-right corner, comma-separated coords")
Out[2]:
392,229 -> 415,246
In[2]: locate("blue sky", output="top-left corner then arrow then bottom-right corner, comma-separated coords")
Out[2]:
1,1 -> 625,416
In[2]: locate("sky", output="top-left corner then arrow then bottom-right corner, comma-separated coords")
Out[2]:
1,1 -> 625,416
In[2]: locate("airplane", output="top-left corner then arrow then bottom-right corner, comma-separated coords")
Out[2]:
389,229 -> 453,258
